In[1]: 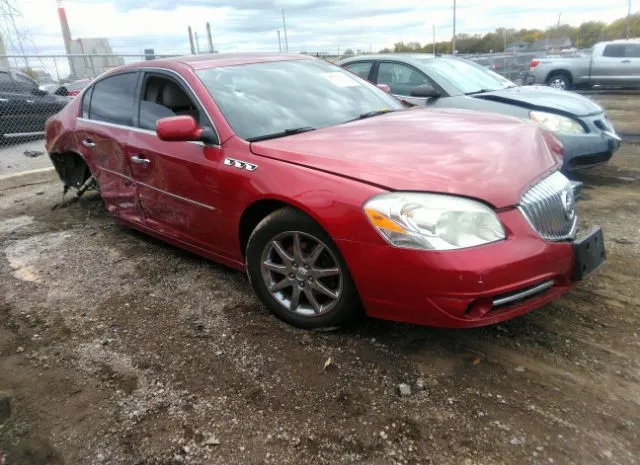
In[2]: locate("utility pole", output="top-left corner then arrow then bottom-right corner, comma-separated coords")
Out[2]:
452,0 -> 456,54
194,31 -> 200,54
557,12 -> 561,27
188,26 -> 195,54
626,0 -> 632,40
206,22 -> 214,53
433,24 -> 436,54
277,30 -> 282,52
281,9 -> 289,52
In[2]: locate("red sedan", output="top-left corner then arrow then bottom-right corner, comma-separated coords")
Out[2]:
45,53 -> 605,329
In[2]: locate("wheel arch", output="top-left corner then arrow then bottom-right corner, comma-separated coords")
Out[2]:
238,196 -> 335,258
545,69 -> 573,84
49,150 -> 93,188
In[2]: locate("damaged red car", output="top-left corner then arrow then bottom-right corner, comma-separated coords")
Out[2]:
45,54 -> 605,329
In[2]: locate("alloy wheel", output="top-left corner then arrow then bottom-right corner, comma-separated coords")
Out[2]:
260,231 -> 343,317
549,78 -> 566,90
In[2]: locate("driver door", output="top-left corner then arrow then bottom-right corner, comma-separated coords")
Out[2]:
126,71 -> 225,252
374,61 -> 436,106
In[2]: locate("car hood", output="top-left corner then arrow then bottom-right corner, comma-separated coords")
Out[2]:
250,108 -> 560,208
474,85 -> 603,117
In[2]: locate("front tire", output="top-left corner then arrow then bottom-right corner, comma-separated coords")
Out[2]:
246,208 -> 360,329
546,73 -> 572,90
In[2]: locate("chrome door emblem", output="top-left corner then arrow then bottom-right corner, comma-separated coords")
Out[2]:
562,189 -> 575,221
224,158 -> 258,171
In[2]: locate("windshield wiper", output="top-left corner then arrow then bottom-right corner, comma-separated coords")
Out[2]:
246,127 -> 316,142
358,109 -> 395,119
465,88 -> 497,96
343,108 -> 395,124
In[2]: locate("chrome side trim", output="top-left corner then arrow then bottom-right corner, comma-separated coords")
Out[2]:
136,181 -> 217,211
493,280 -> 554,307
4,131 -> 45,137
98,167 -> 216,211
100,167 -> 132,180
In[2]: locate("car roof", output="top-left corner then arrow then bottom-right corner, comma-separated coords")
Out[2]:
119,53 -> 314,72
338,53 -> 444,67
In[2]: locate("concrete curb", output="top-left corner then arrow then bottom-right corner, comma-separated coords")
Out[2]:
0,167 -> 57,191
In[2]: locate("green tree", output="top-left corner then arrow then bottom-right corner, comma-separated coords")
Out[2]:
343,48 -> 354,56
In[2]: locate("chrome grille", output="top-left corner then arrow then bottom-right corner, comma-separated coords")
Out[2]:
519,171 -> 577,241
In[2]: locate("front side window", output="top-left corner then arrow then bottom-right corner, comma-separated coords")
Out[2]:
89,73 -> 138,126
624,44 -> 640,58
377,62 -> 431,96
343,62 -> 373,80
138,75 -> 200,131
196,59 -> 403,141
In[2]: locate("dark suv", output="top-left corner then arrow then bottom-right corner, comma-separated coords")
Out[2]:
0,69 -> 69,140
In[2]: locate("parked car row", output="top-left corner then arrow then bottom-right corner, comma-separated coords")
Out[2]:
338,53 -> 620,171
46,53 -> 607,331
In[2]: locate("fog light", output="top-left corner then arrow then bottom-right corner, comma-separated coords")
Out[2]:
465,298 -> 493,318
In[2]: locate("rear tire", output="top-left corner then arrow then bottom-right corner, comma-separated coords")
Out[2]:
246,207 -> 360,329
546,73 -> 572,90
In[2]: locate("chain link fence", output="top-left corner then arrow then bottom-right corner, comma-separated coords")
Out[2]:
0,53 -> 178,145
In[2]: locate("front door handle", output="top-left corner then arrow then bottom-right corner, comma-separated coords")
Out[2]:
622,59 -> 631,63
130,155 -> 151,166
81,138 -> 95,148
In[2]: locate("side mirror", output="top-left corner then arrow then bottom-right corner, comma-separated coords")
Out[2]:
376,83 -> 391,93
156,116 -> 204,142
410,84 -> 441,99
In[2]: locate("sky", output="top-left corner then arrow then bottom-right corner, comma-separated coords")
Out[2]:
5,0 -> 636,56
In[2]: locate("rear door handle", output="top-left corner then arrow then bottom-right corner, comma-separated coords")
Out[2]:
130,155 -> 151,165
81,138 -> 95,148
622,60 -> 631,63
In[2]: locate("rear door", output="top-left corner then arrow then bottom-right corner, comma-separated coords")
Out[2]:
13,72 -> 67,133
126,70 -> 224,252
76,71 -> 145,224
0,71 -> 17,136
591,44 -> 628,85
622,43 -> 640,84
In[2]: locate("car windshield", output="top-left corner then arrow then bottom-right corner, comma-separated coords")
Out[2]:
418,58 -> 516,95
196,59 -> 404,141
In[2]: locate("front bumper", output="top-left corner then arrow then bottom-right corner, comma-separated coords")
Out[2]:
337,209 -> 577,328
557,115 -> 621,172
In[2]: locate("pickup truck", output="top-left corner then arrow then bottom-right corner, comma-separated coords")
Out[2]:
525,40 -> 640,90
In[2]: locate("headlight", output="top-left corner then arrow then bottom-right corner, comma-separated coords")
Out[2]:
530,111 -> 584,134
363,193 -> 506,251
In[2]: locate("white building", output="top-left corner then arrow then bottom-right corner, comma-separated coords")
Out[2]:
68,38 -> 124,79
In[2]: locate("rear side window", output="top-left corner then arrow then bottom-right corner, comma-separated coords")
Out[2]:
603,44 -> 625,57
89,73 -> 138,126
81,86 -> 93,118
343,62 -> 373,80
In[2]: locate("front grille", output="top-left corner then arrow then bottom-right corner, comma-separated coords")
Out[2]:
519,171 -> 577,241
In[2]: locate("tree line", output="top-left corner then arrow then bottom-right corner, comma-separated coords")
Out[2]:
343,12 -> 639,56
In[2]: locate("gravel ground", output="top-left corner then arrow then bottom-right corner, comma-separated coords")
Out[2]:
0,94 -> 639,465
0,138 -> 49,177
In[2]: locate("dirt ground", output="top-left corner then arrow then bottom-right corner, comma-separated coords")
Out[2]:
1,94 -> 639,465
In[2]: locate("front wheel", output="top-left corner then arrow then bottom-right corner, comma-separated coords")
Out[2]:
546,73 -> 571,90
246,208 -> 360,329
